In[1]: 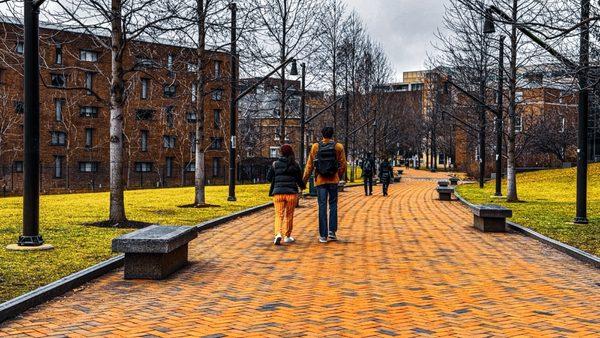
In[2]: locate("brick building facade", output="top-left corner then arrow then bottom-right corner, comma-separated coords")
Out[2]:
0,18 -> 230,194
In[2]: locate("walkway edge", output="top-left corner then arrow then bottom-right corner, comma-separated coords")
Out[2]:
454,189 -> 600,269
0,202 -> 275,323
0,254 -> 124,323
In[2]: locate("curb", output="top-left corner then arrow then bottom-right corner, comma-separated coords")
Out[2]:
0,202 -> 276,323
0,255 -> 124,323
453,188 -> 599,269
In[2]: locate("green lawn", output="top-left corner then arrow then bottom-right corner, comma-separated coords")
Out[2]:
0,184 -> 270,302
457,164 -> 600,256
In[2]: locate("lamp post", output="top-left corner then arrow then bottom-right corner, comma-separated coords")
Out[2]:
299,63 -> 306,167
8,0 -> 52,250
228,2 -> 238,202
484,1 -> 590,223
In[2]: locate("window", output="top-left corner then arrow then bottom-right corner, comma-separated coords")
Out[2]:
186,161 -> 196,172
211,88 -> 223,101
84,72 -> 94,95
411,83 -> 424,91
141,78 -> 149,99
187,63 -> 199,72
51,73 -> 66,88
14,101 -> 24,114
438,153 -> 446,165
79,162 -> 98,172
80,106 -> 99,118
137,57 -> 157,68
165,106 -> 174,128
212,157 -> 221,177
190,132 -> 196,155
515,91 -> 524,103
136,109 -> 154,120
210,137 -> 223,150
269,146 -> 278,158
140,130 -> 149,152
135,162 -> 153,172
54,156 -> 64,178
163,84 -> 177,98
85,128 -> 94,148
191,82 -> 197,102
54,99 -> 65,121
80,50 -> 98,62
163,135 -> 176,149
13,161 -> 23,173
51,131 -> 67,146
475,145 -> 480,162
186,111 -> 197,123
213,109 -> 221,128
55,44 -> 62,64
15,41 -> 24,54
167,54 -> 174,71
515,114 -> 523,133
165,157 -> 174,177
214,60 -> 222,79
560,117 -> 566,133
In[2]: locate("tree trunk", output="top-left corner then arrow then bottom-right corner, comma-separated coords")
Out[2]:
108,0 -> 127,223
194,0 -> 207,207
506,0 -> 519,202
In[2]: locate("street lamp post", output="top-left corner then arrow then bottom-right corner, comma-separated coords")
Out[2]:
9,0 -> 52,250
494,36 -> 505,197
484,1 -> 590,223
299,63 -> 306,167
228,2 -> 238,202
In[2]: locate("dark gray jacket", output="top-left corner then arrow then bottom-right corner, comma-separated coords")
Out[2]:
267,157 -> 306,196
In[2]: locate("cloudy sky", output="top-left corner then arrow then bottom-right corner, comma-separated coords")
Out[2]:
345,0 -> 448,82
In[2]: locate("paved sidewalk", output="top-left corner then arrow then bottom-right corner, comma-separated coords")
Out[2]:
2,169 -> 599,337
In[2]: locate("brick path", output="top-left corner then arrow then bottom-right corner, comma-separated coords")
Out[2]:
2,169 -> 599,337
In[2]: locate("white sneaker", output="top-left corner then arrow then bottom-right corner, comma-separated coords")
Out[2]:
319,237 -> 328,243
284,236 -> 295,243
274,234 -> 282,245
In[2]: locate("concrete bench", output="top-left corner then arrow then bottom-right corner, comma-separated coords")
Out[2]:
436,186 -> 454,201
470,205 -> 512,232
112,225 -> 197,279
338,181 -> 346,192
437,180 -> 450,187
449,177 -> 459,186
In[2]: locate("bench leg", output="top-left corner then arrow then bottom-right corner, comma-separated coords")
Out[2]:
473,215 -> 506,232
124,244 -> 189,280
438,192 -> 452,201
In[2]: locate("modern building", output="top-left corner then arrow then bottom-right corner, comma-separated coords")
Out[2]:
0,16 -> 230,194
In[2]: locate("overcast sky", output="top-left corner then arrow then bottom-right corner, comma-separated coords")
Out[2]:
345,0 -> 448,82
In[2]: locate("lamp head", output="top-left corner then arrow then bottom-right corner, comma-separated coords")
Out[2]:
290,60 -> 299,76
483,8 -> 496,34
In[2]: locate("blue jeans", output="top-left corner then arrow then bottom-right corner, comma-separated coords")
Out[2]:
316,184 -> 338,238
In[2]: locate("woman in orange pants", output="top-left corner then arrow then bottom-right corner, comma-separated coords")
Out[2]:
267,144 -> 306,245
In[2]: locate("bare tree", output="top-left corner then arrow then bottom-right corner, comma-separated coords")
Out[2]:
51,0 -> 182,224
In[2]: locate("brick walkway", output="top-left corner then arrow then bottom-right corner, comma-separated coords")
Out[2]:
2,169 -> 599,337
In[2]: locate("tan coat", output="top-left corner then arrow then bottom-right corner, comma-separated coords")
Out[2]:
303,138 -> 347,186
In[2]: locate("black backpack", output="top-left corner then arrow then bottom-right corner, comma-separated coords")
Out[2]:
315,142 -> 339,177
364,160 -> 373,174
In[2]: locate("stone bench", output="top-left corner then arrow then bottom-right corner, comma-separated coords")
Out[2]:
112,225 -> 198,279
437,180 -> 450,187
393,175 -> 401,183
470,205 -> 513,232
338,181 -> 346,192
436,186 -> 454,201
449,177 -> 459,186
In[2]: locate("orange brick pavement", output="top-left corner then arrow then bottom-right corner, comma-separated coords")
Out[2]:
1,169 -> 599,337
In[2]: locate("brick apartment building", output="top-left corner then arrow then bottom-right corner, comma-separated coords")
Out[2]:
0,17 -> 230,194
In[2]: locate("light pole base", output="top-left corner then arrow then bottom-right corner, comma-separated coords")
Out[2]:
227,196 -> 237,202
573,217 -> 589,225
491,195 -> 505,199
7,243 -> 54,251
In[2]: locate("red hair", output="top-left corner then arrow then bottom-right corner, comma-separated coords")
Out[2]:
280,144 -> 294,157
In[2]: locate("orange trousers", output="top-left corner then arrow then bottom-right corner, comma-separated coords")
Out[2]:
273,194 -> 299,237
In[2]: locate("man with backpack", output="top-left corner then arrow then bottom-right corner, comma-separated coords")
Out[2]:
361,152 -> 375,196
303,126 -> 347,243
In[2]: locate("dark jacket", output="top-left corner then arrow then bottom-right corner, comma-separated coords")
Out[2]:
267,157 -> 306,196
379,161 -> 393,183
361,158 -> 375,178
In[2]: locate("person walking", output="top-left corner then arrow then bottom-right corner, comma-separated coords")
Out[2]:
303,127 -> 347,243
267,144 -> 306,245
379,158 -> 393,196
361,153 -> 375,196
